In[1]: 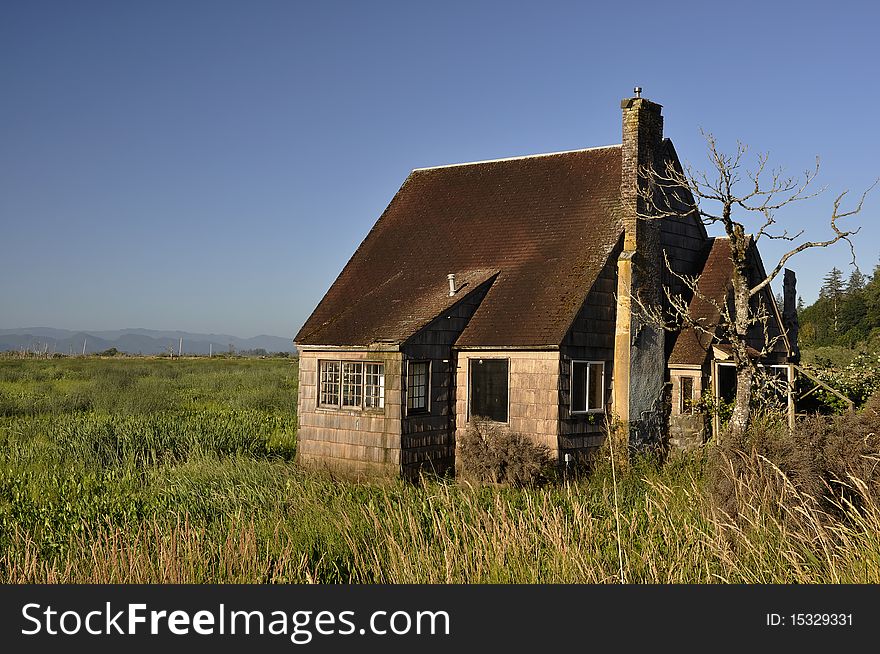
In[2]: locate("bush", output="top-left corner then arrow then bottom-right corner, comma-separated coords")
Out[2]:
709,395 -> 880,519
457,418 -> 554,486
799,353 -> 880,408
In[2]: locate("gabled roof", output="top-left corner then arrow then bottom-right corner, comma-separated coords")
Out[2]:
668,236 -> 790,366
295,146 -> 624,347
668,238 -> 731,366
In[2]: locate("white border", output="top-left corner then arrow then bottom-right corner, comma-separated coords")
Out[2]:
569,360 -> 606,415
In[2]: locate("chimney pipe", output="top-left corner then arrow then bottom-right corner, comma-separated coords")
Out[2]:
447,273 -> 456,297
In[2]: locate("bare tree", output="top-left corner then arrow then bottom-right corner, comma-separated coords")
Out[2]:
638,133 -> 876,441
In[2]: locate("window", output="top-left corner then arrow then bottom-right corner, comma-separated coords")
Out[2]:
680,376 -> 695,414
319,361 -> 340,406
716,363 -> 792,407
341,362 -> 362,407
761,364 -> 792,408
717,364 -> 737,404
571,361 -> 605,413
469,358 -> 509,422
406,361 -> 429,414
364,362 -> 385,409
318,360 -> 384,410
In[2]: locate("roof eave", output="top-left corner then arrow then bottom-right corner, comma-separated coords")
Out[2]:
294,343 -> 402,352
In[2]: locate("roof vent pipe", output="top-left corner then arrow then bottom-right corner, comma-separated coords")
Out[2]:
447,273 -> 456,297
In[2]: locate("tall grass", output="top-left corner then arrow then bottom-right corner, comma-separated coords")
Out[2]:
1,357 -> 879,583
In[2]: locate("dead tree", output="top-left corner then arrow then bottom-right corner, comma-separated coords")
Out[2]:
639,132 -> 876,442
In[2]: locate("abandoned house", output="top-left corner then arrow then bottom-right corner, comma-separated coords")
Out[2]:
293,91 -> 799,477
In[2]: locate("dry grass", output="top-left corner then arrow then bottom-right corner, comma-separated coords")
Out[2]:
2,358 -> 880,583
5,451 -> 880,583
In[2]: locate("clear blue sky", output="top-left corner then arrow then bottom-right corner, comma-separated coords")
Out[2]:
1,0 -> 878,338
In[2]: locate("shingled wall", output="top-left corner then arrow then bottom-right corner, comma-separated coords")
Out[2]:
296,350 -> 403,477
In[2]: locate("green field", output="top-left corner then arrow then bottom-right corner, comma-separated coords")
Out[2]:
1,356 -> 879,583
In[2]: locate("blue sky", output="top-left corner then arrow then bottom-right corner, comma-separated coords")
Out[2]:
1,0 -> 878,338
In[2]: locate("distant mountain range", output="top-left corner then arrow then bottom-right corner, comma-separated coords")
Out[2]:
0,328 -> 295,356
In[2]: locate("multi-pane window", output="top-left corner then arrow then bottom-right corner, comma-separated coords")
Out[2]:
318,360 -> 384,410
680,376 -> 695,414
469,358 -> 509,422
341,362 -> 362,407
319,361 -> 340,406
364,362 -> 385,409
571,361 -> 605,413
407,361 -> 429,413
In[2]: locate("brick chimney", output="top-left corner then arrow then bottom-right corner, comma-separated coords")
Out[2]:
612,90 -> 667,449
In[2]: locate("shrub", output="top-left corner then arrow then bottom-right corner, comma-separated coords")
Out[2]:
708,395 -> 880,520
457,418 -> 554,486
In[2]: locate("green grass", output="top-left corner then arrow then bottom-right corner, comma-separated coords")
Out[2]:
1,356 -> 879,583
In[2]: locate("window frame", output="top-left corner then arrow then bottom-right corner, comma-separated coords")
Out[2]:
363,361 -> 385,410
405,360 -> 431,415
467,357 -> 510,424
340,361 -> 363,408
317,359 -> 385,412
570,360 -> 606,415
714,362 -> 793,403
679,375 -> 696,414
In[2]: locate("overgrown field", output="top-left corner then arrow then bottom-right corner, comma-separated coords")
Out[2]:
1,357 -> 879,583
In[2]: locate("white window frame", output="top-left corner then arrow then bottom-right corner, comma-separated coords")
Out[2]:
570,360 -> 605,414
363,362 -> 385,409
341,361 -> 363,408
406,360 -> 431,415
319,360 -> 340,407
714,362 -> 793,401
317,360 -> 385,411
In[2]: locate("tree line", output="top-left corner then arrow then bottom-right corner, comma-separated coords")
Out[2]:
797,261 -> 880,347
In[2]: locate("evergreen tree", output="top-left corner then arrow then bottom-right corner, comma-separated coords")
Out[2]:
846,269 -> 866,294
820,267 -> 844,333
820,267 -> 844,298
799,259 -> 880,348
796,296 -> 805,313
865,262 -> 880,327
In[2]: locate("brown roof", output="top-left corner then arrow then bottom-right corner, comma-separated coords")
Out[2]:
668,237 -> 731,366
668,236 -> 790,365
296,146 -> 624,347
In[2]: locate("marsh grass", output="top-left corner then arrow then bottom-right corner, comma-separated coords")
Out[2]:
1,357 -> 879,583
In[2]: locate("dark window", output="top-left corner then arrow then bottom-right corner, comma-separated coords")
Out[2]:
469,358 -> 509,422
571,361 -> 605,413
761,365 -> 791,407
680,376 -> 695,413
718,365 -> 737,404
407,361 -> 429,413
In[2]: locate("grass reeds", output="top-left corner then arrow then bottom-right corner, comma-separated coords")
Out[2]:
1,357 -> 878,583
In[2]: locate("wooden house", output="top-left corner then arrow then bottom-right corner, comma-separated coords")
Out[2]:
293,92 -> 798,477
